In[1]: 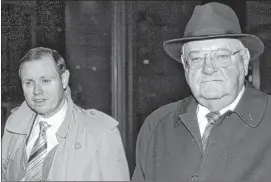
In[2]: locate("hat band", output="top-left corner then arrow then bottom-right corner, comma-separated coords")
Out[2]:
184,27 -> 241,37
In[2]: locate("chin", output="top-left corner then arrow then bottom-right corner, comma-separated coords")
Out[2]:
33,105 -> 50,114
201,93 -> 224,100
35,109 -> 48,115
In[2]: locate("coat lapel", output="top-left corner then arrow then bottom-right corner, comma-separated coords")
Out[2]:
56,94 -> 75,139
175,97 -> 204,154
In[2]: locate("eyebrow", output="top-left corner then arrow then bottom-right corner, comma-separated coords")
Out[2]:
22,79 -> 34,83
40,76 -> 55,79
22,75 -> 56,82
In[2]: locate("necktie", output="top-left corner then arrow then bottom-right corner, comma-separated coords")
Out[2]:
24,121 -> 50,181
202,111 -> 221,151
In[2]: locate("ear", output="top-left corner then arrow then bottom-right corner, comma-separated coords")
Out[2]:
241,48 -> 250,76
181,54 -> 190,83
181,54 -> 188,70
61,70 -> 70,90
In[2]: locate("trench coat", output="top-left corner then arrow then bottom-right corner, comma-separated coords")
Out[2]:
1,93 -> 130,181
132,83 -> 271,181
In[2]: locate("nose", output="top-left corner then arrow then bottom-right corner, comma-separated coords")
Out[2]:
202,57 -> 217,75
33,83 -> 43,95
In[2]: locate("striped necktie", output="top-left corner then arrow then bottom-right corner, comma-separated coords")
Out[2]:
24,121 -> 51,181
202,111 -> 221,151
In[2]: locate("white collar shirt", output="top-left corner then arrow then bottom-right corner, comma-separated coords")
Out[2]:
197,86 -> 245,137
26,99 -> 68,158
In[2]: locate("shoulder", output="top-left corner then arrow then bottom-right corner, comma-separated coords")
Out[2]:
71,104 -> 119,131
84,108 -> 119,131
139,96 -> 192,137
134,97 -> 193,163
144,96 -> 192,128
70,104 -> 121,146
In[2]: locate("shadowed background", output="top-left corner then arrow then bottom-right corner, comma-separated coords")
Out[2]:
2,0 -> 271,175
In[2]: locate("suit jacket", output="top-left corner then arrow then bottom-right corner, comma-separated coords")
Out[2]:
132,83 -> 271,181
1,93 -> 130,181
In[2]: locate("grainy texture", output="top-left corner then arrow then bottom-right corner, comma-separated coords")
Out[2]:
2,3 -> 32,103
247,1 -> 271,94
132,1 -> 199,134
65,1 -> 112,114
1,1 -> 65,134
1,2 -> 271,174
1,1 -> 65,104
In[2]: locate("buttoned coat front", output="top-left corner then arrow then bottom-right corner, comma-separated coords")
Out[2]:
132,84 -> 271,181
1,93 -> 130,181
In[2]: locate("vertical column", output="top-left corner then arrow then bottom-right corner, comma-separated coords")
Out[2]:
111,1 -> 127,143
111,1 -> 135,173
127,1 -> 135,173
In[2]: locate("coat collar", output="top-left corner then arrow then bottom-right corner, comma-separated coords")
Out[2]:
5,92 -> 74,138
175,82 -> 268,128
233,82 -> 268,127
5,101 -> 37,135
55,95 -> 73,138
174,96 -> 197,128
175,96 -> 204,154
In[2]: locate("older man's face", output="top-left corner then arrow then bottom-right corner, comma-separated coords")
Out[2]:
20,56 -> 69,118
182,38 -> 249,105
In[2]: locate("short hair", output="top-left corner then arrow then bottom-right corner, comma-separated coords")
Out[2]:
18,47 -> 66,77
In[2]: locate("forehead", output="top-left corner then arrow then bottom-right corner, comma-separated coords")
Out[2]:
184,38 -> 241,52
20,56 -> 58,78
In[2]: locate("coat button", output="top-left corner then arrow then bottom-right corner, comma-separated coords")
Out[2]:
90,110 -> 95,115
74,142 -> 81,149
191,174 -> 198,181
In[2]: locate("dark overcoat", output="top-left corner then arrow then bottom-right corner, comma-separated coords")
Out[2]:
132,84 -> 271,181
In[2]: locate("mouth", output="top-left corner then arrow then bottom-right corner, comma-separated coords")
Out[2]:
34,98 -> 47,104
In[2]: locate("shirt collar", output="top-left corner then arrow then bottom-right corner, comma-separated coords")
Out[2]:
38,98 -> 68,134
197,85 -> 245,116
176,82 -> 268,128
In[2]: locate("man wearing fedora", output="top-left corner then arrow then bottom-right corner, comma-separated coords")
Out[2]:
132,2 -> 271,181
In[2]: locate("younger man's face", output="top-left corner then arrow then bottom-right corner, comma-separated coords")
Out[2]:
20,56 -> 69,118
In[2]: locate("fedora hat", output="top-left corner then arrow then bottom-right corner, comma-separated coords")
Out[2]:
163,2 -> 265,62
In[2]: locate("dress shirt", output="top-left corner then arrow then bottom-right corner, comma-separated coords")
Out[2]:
197,86 -> 245,137
26,99 -> 68,158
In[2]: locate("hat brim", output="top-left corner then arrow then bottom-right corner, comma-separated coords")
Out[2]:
163,34 -> 265,62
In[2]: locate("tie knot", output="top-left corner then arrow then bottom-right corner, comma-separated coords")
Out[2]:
39,121 -> 51,134
205,111 -> 221,125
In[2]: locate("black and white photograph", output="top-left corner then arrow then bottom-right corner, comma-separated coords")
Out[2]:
1,0 -> 271,181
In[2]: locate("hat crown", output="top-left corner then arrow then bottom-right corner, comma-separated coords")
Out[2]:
162,2 -> 264,62
184,2 -> 242,37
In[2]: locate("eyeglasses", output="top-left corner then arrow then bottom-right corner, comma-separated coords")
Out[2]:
182,48 -> 243,69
